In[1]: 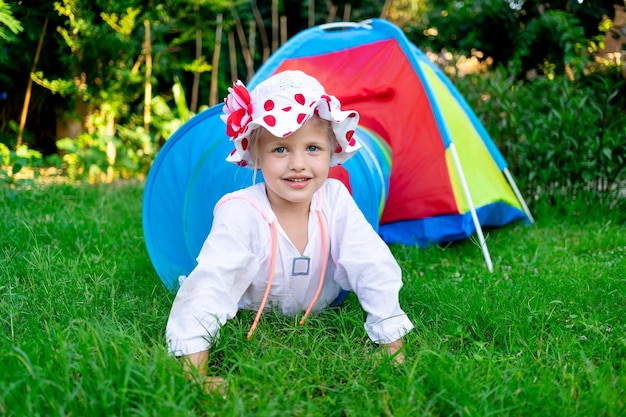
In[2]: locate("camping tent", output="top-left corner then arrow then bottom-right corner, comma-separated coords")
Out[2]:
143,18 -> 533,291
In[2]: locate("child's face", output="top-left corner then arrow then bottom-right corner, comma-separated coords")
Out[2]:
257,117 -> 332,211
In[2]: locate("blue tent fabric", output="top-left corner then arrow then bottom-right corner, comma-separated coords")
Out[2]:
142,106 -> 255,290
379,201 -> 525,247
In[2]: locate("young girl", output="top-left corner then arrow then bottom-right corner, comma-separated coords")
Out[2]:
166,70 -> 413,379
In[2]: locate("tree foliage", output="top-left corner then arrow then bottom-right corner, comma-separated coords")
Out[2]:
0,0 -> 24,86
0,0 -> 624,189
0,0 -> 23,42
409,0 -> 623,75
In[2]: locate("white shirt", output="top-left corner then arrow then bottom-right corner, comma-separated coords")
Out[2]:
166,179 -> 414,356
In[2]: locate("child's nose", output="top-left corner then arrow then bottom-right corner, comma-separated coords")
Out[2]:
289,151 -> 307,170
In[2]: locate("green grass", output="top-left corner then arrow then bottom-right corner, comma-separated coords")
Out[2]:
1,181 -> 624,416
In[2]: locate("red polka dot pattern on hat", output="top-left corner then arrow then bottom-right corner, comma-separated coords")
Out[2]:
346,130 -> 356,146
320,95 -> 332,111
224,73 -> 362,168
263,115 -> 276,126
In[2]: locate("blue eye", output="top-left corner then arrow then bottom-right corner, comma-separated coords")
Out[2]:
308,145 -> 319,152
274,147 -> 286,153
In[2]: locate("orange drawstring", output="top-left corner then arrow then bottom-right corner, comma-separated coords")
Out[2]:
247,210 -> 328,338
300,210 -> 328,325
247,222 -> 278,339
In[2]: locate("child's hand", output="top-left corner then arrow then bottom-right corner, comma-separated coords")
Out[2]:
201,375 -> 227,395
182,350 -> 210,374
181,350 -> 227,394
381,339 -> 405,364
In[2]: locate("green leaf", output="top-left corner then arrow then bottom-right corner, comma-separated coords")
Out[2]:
56,138 -> 79,153
0,0 -> 23,42
172,77 -> 190,121
182,57 -> 212,73
0,143 -> 10,166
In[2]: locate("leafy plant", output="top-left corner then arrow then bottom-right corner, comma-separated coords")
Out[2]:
56,133 -> 116,182
53,76 -> 196,182
0,0 -> 22,42
149,76 -> 197,144
513,10 -> 587,78
0,0 -> 24,87
0,142 -> 43,195
455,68 -> 626,203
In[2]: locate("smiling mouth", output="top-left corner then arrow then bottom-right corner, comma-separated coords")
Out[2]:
286,178 -> 310,182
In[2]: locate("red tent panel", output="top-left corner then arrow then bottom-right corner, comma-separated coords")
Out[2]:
273,39 -> 460,223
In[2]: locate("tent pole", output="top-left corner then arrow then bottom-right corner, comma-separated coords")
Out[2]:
503,168 -> 535,224
449,143 -> 494,272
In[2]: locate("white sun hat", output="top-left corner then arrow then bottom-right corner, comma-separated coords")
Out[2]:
221,70 -> 361,168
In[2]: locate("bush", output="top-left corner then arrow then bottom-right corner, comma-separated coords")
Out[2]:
454,68 -> 626,202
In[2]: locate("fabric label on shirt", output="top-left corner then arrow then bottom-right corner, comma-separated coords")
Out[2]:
292,257 -> 311,276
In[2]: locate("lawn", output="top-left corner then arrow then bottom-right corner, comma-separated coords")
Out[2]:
0,181 -> 624,416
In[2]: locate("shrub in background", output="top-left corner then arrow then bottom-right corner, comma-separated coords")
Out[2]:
455,67 -> 626,203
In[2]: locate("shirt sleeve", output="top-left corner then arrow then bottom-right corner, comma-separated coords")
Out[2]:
165,199 -> 268,356
326,180 -> 414,344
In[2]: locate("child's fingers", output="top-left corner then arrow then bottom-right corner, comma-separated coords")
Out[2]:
381,339 -> 405,364
202,375 -> 227,396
